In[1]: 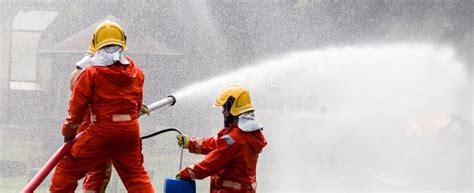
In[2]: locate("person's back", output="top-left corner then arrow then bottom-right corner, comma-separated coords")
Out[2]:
67,58 -> 144,154
87,59 -> 143,123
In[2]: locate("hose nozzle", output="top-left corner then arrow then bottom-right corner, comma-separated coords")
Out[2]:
147,95 -> 176,112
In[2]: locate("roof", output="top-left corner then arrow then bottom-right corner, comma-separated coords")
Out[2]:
39,15 -> 181,55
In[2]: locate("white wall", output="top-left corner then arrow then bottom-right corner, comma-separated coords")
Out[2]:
0,18 -> 12,120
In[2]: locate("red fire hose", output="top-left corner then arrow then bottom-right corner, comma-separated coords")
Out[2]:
21,132 -> 83,193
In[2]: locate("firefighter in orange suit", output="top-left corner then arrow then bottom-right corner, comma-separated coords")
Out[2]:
67,38 -> 111,193
69,34 -> 151,193
176,85 -> 267,193
50,20 -> 154,193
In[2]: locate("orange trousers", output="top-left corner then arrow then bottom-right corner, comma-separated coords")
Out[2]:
76,117 -> 112,193
50,123 -> 154,193
82,161 -> 111,192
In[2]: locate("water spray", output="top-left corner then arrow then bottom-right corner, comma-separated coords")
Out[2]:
21,95 -> 178,193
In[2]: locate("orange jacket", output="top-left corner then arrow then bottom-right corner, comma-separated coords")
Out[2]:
62,57 -> 144,137
179,123 -> 267,193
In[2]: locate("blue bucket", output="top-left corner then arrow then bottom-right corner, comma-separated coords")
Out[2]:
164,177 -> 196,193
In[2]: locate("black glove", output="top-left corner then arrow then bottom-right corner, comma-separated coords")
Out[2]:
64,135 -> 75,142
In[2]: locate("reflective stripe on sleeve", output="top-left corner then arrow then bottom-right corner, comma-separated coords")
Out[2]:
187,166 -> 196,179
222,135 -> 235,145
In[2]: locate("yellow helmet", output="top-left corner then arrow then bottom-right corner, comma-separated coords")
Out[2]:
92,20 -> 126,51
86,37 -> 96,54
215,85 -> 254,116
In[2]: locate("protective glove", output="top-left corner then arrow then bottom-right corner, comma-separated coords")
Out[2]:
64,135 -> 76,143
62,124 -> 77,143
139,104 -> 151,116
176,134 -> 189,149
63,129 -> 76,142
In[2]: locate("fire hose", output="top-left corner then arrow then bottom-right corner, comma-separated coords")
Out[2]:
21,95 -> 177,193
140,127 -> 185,170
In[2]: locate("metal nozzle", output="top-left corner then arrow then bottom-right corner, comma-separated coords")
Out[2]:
167,95 -> 176,106
147,95 -> 176,112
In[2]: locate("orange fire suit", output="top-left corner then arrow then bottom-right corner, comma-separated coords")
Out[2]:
76,113 -> 112,193
179,123 -> 267,193
50,57 -> 154,193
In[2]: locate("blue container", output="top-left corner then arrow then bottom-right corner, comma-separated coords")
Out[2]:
164,177 -> 196,193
